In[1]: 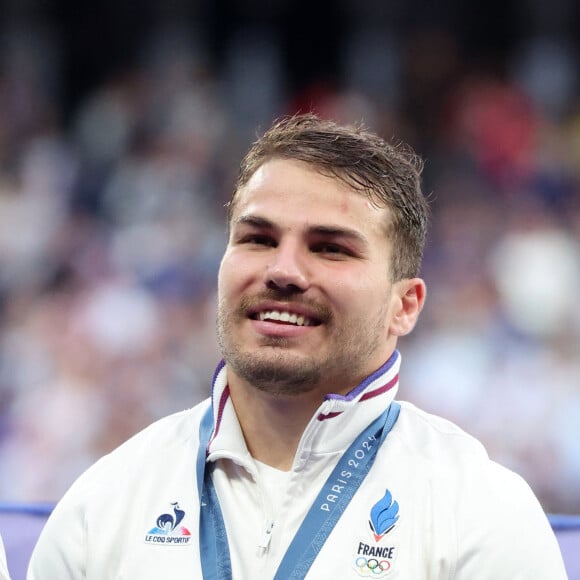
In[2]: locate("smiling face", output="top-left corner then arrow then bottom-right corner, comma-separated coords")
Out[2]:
217,158 -> 425,397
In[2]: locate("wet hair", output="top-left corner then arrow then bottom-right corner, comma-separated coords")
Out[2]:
230,113 -> 429,281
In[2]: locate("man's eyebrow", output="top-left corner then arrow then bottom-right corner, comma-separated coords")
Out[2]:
308,225 -> 369,247
233,215 -> 370,247
233,215 -> 275,229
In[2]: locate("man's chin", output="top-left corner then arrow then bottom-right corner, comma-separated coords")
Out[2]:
228,352 -> 322,396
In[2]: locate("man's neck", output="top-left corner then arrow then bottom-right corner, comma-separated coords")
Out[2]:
227,377 -> 328,471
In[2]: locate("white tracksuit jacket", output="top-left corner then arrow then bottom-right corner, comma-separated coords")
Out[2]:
28,352 -> 567,579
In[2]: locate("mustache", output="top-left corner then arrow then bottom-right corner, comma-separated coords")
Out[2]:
238,290 -> 332,323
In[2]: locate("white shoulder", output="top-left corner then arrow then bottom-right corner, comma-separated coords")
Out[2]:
72,400 -> 209,495
395,400 -> 489,465
27,399 -> 210,579
395,401 -> 567,579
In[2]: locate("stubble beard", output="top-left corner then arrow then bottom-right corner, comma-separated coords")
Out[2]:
217,306 -> 323,396
216,296 -> 389,397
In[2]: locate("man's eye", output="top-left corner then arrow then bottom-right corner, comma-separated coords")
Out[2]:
241,234 -> 276,247
313,243 -> 350,256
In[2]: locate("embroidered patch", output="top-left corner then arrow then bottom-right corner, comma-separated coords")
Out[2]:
352,489 -> 399,577
369,489 -> 399,540
144,502 -> 192,545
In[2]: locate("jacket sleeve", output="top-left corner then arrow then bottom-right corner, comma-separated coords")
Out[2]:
454,461 -> 568,580
26,493 -> 87,580
0,532 -> 11,580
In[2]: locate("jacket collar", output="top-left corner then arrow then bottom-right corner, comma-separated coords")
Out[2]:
206,351 -> 401,467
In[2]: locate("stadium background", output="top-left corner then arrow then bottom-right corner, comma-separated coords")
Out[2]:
0,0 -> 579,517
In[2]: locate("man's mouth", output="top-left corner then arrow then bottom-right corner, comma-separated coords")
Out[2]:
250,309 -> 321,327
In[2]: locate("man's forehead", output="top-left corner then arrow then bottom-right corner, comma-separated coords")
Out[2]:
228,158 -> 393,240
233,160 -> 384,212
231,193 -> 386,229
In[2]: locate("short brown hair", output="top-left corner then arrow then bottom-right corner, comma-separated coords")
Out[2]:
230,113 -> 429,281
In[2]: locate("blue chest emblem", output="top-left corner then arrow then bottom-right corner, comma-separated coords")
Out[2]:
369,489 -> 399,541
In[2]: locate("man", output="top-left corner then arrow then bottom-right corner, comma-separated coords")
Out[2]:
28,115 -> 567,579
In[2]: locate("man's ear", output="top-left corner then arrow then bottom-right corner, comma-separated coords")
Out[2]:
389,278 -> 426,337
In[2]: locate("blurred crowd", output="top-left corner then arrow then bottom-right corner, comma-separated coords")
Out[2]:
0,19 -> 579,515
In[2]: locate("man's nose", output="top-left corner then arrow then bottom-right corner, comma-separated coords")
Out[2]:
264,242 -> 309,292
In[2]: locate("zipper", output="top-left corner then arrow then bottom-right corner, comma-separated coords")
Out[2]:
258,520 -> 275,550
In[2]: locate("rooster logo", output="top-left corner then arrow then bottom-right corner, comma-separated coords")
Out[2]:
148,502 -> 191,536
369,489 -> 399,541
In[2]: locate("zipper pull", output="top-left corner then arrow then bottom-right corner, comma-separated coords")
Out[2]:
258,521 -> 274,550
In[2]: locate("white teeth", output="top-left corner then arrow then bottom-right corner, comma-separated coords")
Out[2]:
258,310 -> 311,326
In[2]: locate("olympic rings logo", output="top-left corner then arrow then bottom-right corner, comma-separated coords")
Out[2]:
354,556 -> 391,576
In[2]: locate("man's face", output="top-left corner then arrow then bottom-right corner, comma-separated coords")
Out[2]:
217,158 -> 415,397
